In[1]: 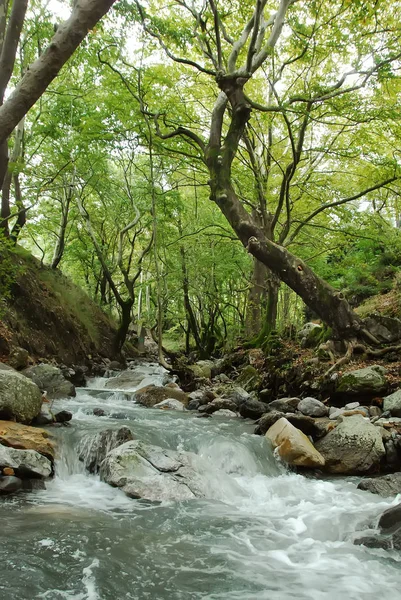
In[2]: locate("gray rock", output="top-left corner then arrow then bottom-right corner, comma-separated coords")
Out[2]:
297,397 -> 328,417
22,364 -> 75,399
383,390 -> 401,417
0,445 -> 52,478
363,315 -> 401,343
369,406 -> 382,418
99,440 -> 205,501
378,503 -> 401,533
0,475 -> 22,494
0,368 -> 42,423
255,411 -> 285,435
54,410 -> 72,423
315,415 -> 385,474
354,534 -> 392,550
79,427 -> 134,474
345,402 -> 360,410
225,386 -> 250,406
206,397 -> 237,414
8,347 -> 29,370
268,397 -> 300,413
0,363 -> 15,372
335,365 -> 387,399
238,398 -> 269,420
154,399 -> 186,411
93,408 -> 106,417
213,409 -> 237,418
358,473 -> 401,497
298,322 -> 322,348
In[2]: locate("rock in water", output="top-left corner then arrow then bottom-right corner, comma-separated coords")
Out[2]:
378,503 -> 401,533
154,399 -> 186,411
22,364 -> 75,399
0,475 -> 22,494
265,417 -> 325,468
135,384 -> 188,408
297,397 -> 328,418
78,427 -> 134,473
104,371 -> 146,390
0,445 -> 52,478
357,473 -> 401,497
0,369 -> 42,423
0,421 -> 55,461
315,415 -> 385,474
99,440 -> 204,501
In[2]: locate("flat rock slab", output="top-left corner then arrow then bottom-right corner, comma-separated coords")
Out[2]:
0,445 -> 52,478
100,440 -> 205,501
0,421 -> 55,461
358,473 -> 401,497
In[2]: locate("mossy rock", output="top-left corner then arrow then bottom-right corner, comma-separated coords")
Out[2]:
236,365 -> 262,392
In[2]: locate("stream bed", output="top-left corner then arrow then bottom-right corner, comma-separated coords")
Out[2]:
1,362 -> 401,599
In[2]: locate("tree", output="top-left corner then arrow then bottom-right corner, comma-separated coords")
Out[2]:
132,0 -> 401,342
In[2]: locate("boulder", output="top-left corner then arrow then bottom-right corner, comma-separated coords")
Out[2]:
199,398 -> 237,415
22,364 -> 75,399
334,365 -> 387,402
378,503 -> 401,533
254,411 -> 285,435
235,365 -> 262,392
383,389 -> 401,417
0,421 -> 55,461
268,397 -> 300,413
0,475 -> 22,494
0,445 -> 52,478
54,410 -> 72,423
238,398 -> 269,420
315,415 -> 385,474
213,409 -> 237,418
105,370 -> 146,390
135,384 -> 188,408
265,417 -> 325,468
78,427 -> 134,474
61,365 -> 87,387
8,347 -> 29,370
154,399 -> 186,411
93,408 -> 106,417
297,397 -> 328,418
0,369 -> 42,424
357,473 -> 401,497
363,315 -> 401,344
192,360 -> 215,379
298,322 -> 322,348
226,386 -> 250,406
99,440 -> 204,501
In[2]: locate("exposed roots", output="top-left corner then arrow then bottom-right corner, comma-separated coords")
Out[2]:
324,340 -> 356,377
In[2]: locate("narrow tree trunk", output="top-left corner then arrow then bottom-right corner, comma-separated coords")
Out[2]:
113,300 -> 133,355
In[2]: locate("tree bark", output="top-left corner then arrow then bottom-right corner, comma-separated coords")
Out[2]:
0,0 -> 117,146
245,257 -> 267,337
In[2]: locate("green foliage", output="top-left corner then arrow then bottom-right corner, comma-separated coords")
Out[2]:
0,235 -> 23,314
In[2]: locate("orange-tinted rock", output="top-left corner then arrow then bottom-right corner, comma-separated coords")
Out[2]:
3,467 -> 14,476
0,421 -> 55,461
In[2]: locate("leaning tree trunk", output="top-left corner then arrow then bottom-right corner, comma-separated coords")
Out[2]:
205,78 -> 366,342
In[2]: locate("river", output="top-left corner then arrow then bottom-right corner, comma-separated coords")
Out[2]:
1,361 -> 400,599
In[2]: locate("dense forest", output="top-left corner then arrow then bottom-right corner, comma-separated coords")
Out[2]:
2,3 -> 401,598
1,0 -> 401,359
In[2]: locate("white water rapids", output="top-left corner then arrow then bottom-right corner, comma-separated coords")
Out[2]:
1,361 -> 401,599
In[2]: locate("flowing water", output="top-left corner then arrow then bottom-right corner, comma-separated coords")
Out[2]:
1,362 -> 401,600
